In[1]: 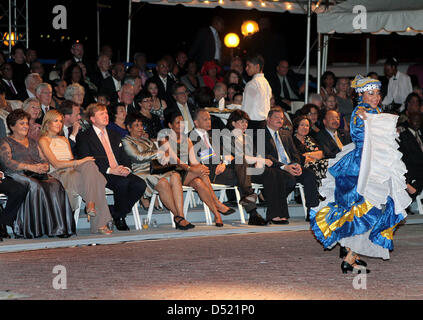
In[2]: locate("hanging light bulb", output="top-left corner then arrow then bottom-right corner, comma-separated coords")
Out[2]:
224,33 -> 240,48
241,20 -> 259,37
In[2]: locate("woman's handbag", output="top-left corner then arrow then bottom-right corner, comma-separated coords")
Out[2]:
23,170 -> 49,180
149,159 -> 176,175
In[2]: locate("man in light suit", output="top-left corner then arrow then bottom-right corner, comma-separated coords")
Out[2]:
75,103 -> 146,231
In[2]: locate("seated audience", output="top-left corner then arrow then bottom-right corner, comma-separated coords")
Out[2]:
145,78 -> 168,121
320,70 -> 337,100
225,109 -> 294,225
164,83 -> 197,134
191,109 -> 258,215
0,169 -> 27,240
399,112 -> 423,205
226,83 -> 243,105
149,58 -> 176,106
22,97 -> 42,141
336,77 -> 354,123
21,73 -> 42,101
397,92 -> 422,131
162,112 -> 233,227
64,83 -> 85,108
313,109 -> 351,159
133,52 -> 153,86
323,93 -> 349,132
0,109 -> 75,238
137,91 -> 162,140
75,103 -> 146,231
38,110 -> 113,235
107,102 -> 129,138
0,63 -> 22,101
263,107 -> 320,221
98,62 -> 126,104
35,82 -> 54,124
90,54 -> 111,90
180,60 -> 205,98
223,69 -> 244,88
63,63 -> 95,107
58,99 -> 83,153
51,79 -> 67,109
122,113 -> 194,229
201,60 -> 223,90
117,83 -> 138,115
299,103 -> 321,138
292,115 -> 328,186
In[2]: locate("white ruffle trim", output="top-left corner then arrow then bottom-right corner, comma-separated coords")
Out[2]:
357,113 -> 411,218
312,142 -> 356,212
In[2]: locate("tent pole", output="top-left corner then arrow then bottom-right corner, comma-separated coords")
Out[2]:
97,0 -> 100,56
317,33 -> 321,93
305,0 -> 311,104
322,34 -> 328,73
126,0 -> 132,63
366,37 -> 370,75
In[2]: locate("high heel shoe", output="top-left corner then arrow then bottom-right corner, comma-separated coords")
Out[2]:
219,207 -> 236,216
341,261 -> 370,274
97,225 -> 113,235
339,246 -> 367,267
215,222 -> 224,227
174,216 -> 195,230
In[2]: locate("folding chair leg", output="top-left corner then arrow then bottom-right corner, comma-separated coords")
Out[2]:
132,202 -> 142,230
416,194 -> 423,215
183,189 -> 192,219
147,193 -> 157,225
74,195 -> 83,228
298,185 -> 308,218
233,187 -> 246,224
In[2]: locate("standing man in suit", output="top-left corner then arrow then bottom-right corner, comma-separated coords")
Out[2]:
149,58 -> 176,107
189,16 -> 224,69
399,112 -> 423,205
75,103 -> 146,230
313,109 -> 351,159
99,62 -> 126,104
263,107 -> 320,221
58,100 -> 82,154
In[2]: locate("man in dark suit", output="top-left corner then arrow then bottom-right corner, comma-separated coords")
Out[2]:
313,109 -> 351,159
267,60 -> 305,111
89,54 -> 111,90
164,83 -> 196,133
0,63 -> 22,101
188,16 -> 224,69
98,62 -> 126,104
0,170 -> 28,240
35,83 -> 55,125
10,44 -> 30,94
75,103 -> 146,231
149,58 -> 176,107
399,112 -> 423,205
117,83 -> 139,115
58,100 -> 83,154
261,107 -> 320,221
191,109 -> 260,217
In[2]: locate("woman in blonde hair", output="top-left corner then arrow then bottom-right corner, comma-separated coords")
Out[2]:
22,97 -> 42,141
38,110 -> 114,235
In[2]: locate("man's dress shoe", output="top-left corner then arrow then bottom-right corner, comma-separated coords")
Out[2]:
248,213 -> 267,226
114,218 -> 130,231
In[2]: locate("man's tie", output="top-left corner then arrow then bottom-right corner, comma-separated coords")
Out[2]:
99,129 -> 118,169
181,105 -> 193,132
203,133 -> 211,148
8,80 -> 17,95
274,131 -> 289,164
282,77 -> 290,100
415,131 -> 423,152
334,131 -> 344,150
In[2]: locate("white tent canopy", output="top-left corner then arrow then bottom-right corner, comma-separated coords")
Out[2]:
318,0 -> 423,35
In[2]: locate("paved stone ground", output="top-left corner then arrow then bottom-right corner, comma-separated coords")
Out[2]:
0,223 -> 422,300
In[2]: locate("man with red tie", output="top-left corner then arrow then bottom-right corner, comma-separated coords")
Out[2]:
75,103 -> 146,230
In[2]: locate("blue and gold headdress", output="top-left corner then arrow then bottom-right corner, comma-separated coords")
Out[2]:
351,75 -> 381,93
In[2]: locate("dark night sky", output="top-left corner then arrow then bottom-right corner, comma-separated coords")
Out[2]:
10,0 -> 423,67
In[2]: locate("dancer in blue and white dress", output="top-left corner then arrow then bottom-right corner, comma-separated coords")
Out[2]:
309,75 -> 411,274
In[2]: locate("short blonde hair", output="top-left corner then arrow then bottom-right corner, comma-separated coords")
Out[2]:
40,109 -> 63,136
22,97 -> 40,111
86,103 -> 107,123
